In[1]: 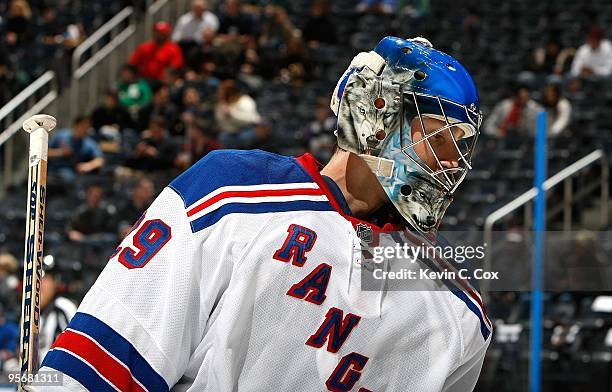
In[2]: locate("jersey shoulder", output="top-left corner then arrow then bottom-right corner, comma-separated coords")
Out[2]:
169,149 -> 334,232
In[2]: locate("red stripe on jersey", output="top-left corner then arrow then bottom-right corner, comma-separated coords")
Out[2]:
466,289 -> 492,326
187,188 -> 325,217
52,329 -> 146,392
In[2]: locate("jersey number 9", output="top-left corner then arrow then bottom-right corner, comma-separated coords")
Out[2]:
118,219 -> 172,269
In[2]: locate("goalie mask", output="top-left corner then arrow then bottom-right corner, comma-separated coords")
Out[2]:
330,36 -> 482,233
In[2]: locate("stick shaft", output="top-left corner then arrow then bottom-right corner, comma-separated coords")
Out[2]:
19,128 -> 49,384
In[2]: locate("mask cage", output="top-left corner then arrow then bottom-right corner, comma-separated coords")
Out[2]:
399,90 -> 482,194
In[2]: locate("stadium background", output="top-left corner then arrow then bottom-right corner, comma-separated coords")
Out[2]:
0,0 -> 611,390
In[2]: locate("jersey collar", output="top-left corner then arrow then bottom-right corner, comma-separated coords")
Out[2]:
321,175 -> 352,216
295,153 -> 403,233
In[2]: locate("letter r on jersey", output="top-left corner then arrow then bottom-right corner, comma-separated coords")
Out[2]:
273,224 -> 317,267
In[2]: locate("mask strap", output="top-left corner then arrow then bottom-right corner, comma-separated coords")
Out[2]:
359,155 -> 395,178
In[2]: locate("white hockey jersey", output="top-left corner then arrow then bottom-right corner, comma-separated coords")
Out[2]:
39,150 -> 491,391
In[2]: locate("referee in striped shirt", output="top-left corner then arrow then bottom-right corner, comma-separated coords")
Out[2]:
39,256 -> 78,365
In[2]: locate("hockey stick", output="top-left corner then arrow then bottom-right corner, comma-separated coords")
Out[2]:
18,115 -> 56,389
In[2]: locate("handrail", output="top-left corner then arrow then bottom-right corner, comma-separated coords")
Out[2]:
70,7 -> 135,121
74,25 -> 136,80
1,91 -> 57,146
483,149 -> 607,233
0,71 -> 56,147
148,0 -> 167,15
483,149 -> 609,292
0,85 -> 57,195
71,7 -> 134,72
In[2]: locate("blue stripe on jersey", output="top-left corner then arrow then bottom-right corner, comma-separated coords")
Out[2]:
192,200 -> 335,232
170,149 -> 314,209
415,255 -> 490,340
43,349 -> 116,392
67,312 -> 169,391
452,290 -> 491,340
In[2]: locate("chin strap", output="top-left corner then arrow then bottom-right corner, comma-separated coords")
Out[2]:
359,155 -> 395,178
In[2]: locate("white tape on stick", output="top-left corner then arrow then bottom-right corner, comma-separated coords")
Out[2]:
29,128 -> 49,164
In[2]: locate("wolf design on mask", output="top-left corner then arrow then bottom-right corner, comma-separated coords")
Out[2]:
336,66 -> 411,155
394,175 -> 452,232
336,64 -> 455,232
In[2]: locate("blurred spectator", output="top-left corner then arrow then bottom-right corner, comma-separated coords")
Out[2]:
39,7 -> 84,50
211,31 -> 247,79
542,83 -> 571,137
91,89 -> 134,133
129,22 -> 184,81
279,34 -> 309,85
40,7 -> 65,46
185,27 -> 218,70
117,64 -> 153,114
259,6 -> 297,49
177,122 -> 218,170
252,120 -> 277,153
303,99 -> 337,162
214,79 -> 261,148
401,0 -> 431,20
48,116 -> 105,181
187,64 -> 221,109
531,38 -> 575,75
0,59 -> 15,106
172,0 -> 219,44
179,86 -> 208,132
237,46 -> 263,91
0,307 -> 18,370
484,85 -> 543,136
68,184 -> 117,242
116,178 -> 156,230
125,116 -> 178,171
138,84 -> 179,133
173,0 -> 219,70
0,0 -> 121,106
164,67 -> 186,104
0,253 -> 19,311
39,258 -> 77,363
561,232 -> 607,291
570,26 -> 612,78
357,0 -> 397,14
218,0 -> 256,36
6,0 -> 33,46
259,7 -> 307,82
302,0 -> 337,46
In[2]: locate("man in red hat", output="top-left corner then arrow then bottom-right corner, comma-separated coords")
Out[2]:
129,21 -> 184,81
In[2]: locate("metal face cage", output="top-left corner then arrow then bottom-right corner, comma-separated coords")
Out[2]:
399,90 -> 482,194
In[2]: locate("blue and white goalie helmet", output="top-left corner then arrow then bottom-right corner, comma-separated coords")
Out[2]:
331,36 -> 482,233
